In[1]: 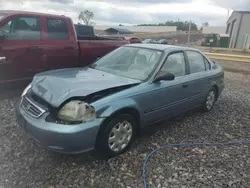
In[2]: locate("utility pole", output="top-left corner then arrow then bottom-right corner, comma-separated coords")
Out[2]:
188,20 -> 191,47
177,18 -> 180,30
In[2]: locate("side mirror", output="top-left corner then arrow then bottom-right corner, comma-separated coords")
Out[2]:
153,70 -> 175,82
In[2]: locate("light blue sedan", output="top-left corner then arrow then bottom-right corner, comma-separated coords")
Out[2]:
17,44 -> 224,157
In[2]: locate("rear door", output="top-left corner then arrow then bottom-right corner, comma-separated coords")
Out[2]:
0,15 -> 43,84
185,50 -> 213,107
41,17 -> 78,71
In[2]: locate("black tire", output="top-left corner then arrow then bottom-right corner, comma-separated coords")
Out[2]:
201,87 -> 217,112
96,114 -> 137,158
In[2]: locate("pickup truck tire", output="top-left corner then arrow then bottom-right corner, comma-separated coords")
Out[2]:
96,114 -> 136,158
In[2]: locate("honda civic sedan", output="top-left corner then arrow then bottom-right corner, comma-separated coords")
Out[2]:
17,44 -> 224,157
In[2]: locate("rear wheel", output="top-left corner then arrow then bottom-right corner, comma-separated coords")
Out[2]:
201,88 -> 217,112
96,114 -> 137,158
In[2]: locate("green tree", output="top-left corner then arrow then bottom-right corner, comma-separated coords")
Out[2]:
78,10 -> 94,25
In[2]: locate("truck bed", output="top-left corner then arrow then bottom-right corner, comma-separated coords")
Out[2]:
77,35 -> 126,41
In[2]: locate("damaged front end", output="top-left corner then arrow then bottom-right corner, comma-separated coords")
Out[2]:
30,83 -> 139,125
83,84 -> 139,103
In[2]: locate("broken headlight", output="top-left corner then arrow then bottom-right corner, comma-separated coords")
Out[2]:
21,83 -> 31,97
58,100 -> 96,123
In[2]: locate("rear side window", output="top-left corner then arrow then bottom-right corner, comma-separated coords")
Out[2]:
186,51 -> 206,74
204,57 -> 211,70
0,17 -> 40,40
47,18 -> 69,40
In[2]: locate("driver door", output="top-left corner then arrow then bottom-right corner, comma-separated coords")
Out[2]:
0,15 -> 43,85
142,51 -> 190,125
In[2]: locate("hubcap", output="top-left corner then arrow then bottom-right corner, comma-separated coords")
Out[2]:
206,91 -> 215,110
108,121 -> 133,152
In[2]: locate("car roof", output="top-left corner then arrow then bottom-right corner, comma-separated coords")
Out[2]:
0,10 -> 70,19
125,43 -> 200,52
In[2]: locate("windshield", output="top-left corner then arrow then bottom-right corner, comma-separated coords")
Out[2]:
93,46 -> 163,81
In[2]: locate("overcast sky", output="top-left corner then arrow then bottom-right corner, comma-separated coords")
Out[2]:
0,0 -> 249,26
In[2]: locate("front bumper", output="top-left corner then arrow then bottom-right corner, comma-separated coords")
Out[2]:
17,104 -> 105,154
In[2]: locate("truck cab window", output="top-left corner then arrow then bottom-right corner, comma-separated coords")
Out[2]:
47,19 -> 69,40
0,17 -> 40,40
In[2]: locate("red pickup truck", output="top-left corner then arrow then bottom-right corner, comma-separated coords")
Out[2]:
0,10 -> 129,87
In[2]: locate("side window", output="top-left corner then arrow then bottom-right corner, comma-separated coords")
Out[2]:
204,58 -> 211,70
161,52 -> 186,77
0,17 -> 40,40
186,51 -> 206,73
47,19 -> 69,40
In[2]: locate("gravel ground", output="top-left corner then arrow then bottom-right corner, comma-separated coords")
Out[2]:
0,71 -> 250,188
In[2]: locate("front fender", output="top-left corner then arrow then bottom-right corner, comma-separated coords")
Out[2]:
94,98 -> 142,120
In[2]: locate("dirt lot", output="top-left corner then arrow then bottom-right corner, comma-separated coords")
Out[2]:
218,61 -> 250,75
0,62 -> 250,188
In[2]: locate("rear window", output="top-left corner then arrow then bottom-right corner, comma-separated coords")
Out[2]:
74,24 -> 93,36
47,18 -> 69,40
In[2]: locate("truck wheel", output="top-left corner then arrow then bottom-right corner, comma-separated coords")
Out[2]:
201,88 -> 217,112
96,114 -> 136,158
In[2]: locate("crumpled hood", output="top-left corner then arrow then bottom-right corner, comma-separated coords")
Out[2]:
31,67 -> 141,107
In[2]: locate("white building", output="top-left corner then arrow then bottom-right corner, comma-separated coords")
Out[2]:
202,26 -> 226,35
226,11 -> 250,49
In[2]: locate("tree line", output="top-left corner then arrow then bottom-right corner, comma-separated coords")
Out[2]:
138,21 -> 198,31
77,10 -> 199,32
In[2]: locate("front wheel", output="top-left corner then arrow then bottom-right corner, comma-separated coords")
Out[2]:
96,114 -> 137,158
201,88 -> 216,112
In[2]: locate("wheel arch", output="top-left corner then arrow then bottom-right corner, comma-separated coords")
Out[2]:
211,84 -> 219,100
95,107 -> 141,148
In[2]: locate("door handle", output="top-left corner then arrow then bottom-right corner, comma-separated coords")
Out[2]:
28,46 -> 42,51
64,46 -> 75,50
183,83 -> 188,88
0,57 -> 6,64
